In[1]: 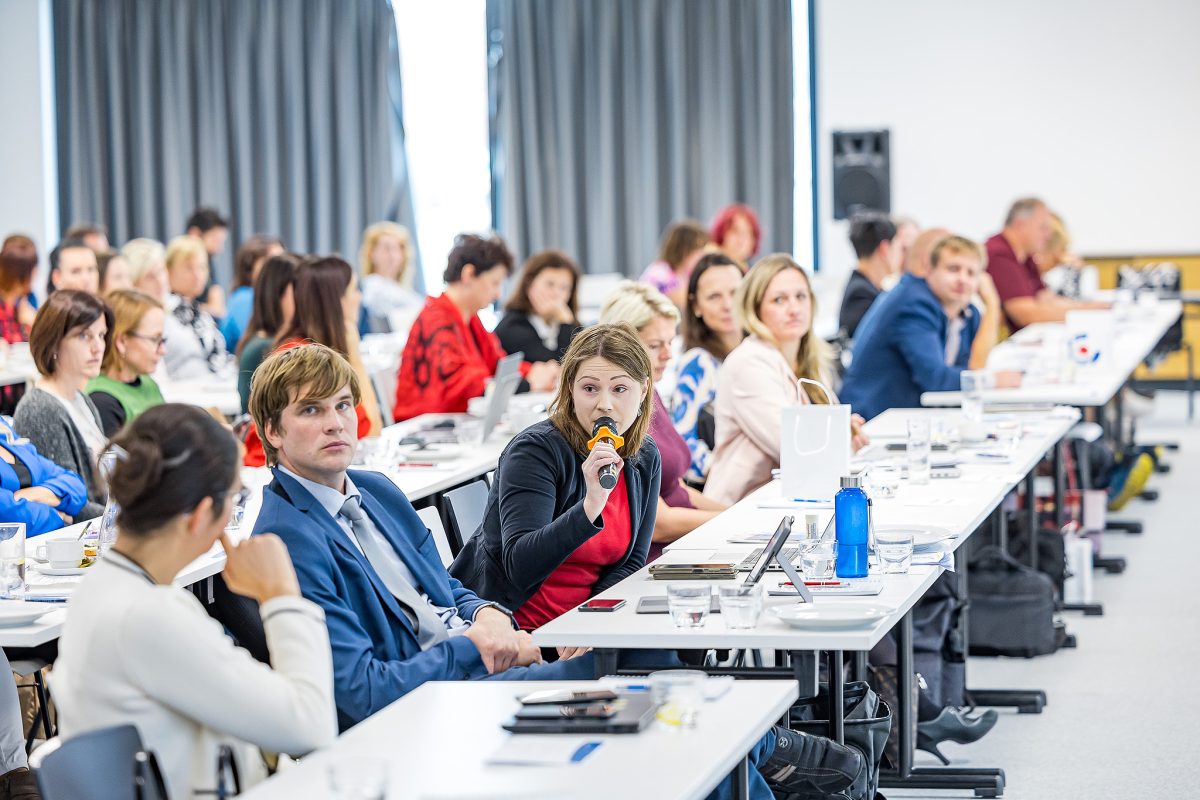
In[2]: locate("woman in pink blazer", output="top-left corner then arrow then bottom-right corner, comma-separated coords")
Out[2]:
704,255 -> 868,505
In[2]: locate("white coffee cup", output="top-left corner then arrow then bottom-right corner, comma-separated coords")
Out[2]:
35,539 -> 85,569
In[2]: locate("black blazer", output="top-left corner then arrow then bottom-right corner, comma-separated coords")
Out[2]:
494,312 -> 582,363
449,419 -> 661,612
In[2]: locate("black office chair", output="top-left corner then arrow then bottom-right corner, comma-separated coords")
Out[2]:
201,574 -> 270,665
30,724 -> 167,800
443,479 -> 489,553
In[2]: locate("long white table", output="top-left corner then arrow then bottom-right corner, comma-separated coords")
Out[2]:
240,680 -> 798,800
921,301 -> 1181,408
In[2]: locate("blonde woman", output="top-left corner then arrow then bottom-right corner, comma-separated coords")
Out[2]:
162,235 -> 229,379
358,222 -> 424,332
87,289 -> 166,436
121,238 -> 169,303
599,282 -> 726,556
704,255 -> 868,506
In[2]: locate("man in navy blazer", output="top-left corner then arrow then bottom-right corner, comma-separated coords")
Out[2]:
248,344 -> 602,731
841,235 -> 1021,420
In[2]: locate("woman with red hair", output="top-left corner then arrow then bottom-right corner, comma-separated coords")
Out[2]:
709,203 -> 762,268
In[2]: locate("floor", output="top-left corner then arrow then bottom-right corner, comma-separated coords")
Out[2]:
889,391 -> 1200,798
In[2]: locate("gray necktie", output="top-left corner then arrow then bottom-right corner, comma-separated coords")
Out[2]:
339,496 -> 448,650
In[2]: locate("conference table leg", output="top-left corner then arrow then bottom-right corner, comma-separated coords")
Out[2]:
730,755 -> 750,800
1025,471 -> 1039,573
827,650 -> 845,745
879,608 -> 1007,798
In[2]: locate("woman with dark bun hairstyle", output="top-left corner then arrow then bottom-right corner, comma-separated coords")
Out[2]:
53,404 -> 336,799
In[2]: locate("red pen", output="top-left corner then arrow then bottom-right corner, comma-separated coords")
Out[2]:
782,580 -> 845,587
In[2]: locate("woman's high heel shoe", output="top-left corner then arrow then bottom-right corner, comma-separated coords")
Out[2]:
916,707 -> 999,765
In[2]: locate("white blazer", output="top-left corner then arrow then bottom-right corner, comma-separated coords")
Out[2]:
53,552 -> 337,799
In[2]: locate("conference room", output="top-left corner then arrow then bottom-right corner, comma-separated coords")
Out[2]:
0,0 -> 1195,798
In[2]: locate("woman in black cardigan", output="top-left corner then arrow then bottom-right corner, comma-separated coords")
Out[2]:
450,323 -> 660,641
494,250 -> 583,362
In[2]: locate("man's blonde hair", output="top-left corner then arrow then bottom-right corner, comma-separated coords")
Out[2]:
930,235 -> 985,270
248,343 -> 361,466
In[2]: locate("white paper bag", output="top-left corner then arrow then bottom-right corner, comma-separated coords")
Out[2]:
780,380 -> 850,502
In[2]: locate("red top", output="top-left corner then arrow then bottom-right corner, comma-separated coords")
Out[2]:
514,470 -> 632,631
985,233 -> 1046,331
393,293 -> 529,422
242,338 -> 372,467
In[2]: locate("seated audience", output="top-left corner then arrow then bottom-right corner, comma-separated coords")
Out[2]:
842,235 -> 1022,420
250,343 -> 854,798
86,290 -> 166,436
639,219 -> 711,307
122,238 -> 170,303
358,222 -> 424,332
452,323 -> 661,624
599,284 -> 726,554
671,253 -> 745,484
14,289 -> 112,521
97,250 -> 132,294
0,416 -> 87,536
54,404 -> 336,799
243,256 -> 381,466
0,236 -> 38,344
162,235 -> 229,379
237,254 -> 298,414
393,233 -> 557,422
220,234 -> 284,351
495,249 -> 583,363
46,238 -> 99,296
185,206 -> 231,321
705,255 -> 868,505
849,226 -> 952,351
838,213 -> 902,340
987,197 -> 1106,331
709,203 -> 761,268
64,222 -> 110,253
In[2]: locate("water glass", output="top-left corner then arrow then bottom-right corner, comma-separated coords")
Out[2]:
994,419 -> 1022,454
717,583 -> 763,629
800,538 -> 835,580
327,757 -> 387,799
868,466 -> 900,499
906,418 -> 931,485
456,419 -> 485,446
356,437 -> 399,470
97,449 -> 121,555
650,669 -> 707,729
875,529 -> 914,574
0,524 -> 26,601
666,584 -> 712,628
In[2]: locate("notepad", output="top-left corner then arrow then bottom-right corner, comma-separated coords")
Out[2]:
487,737 -> 602,766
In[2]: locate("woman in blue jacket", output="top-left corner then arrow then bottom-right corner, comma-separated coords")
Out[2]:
0,418 -> 88,535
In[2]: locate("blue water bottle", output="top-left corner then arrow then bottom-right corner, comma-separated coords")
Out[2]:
834,475 -> 869,579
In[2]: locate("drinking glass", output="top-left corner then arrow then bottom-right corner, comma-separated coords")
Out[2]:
875,529 -> 914,574
717,583 -> 763,629
960,370 -> 988,442
650,669 -> 707,729
97,449 -> 121,555
906,418 -> 931,485
799,538 -> 835,580
456,419 -> 485,446
327,758 -> 387,800
994,419 -> 1022,454
666,584 -> 712,628
0,524 -> 26,601
868,466 -> 900,499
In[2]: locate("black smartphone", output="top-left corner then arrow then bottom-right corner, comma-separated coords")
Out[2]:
518,689 -> 620,705
579,598 -> 626,612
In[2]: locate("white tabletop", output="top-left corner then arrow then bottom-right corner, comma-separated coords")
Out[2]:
240,679 -> 798,800
159,379 -> 242,417
921,300 -> 1181,408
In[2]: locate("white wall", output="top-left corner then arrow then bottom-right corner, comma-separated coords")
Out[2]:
815,0 -> 1200,280
0,0 -> 57,271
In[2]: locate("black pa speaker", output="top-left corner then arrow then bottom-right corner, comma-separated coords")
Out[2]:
832,129 -> 890,220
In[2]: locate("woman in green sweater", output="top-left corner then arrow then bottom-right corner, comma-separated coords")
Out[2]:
87,289 -> 166,436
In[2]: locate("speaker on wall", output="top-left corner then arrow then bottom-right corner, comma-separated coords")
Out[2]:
832,129 -> 890,220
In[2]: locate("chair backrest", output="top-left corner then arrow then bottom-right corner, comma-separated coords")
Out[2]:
444,479 -> 489,552
416,505 -> 455,566
202,573 -> 270,664
31,724 -> 167,800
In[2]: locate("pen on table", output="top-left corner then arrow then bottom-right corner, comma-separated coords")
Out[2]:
394,462 -> 437,468
782,580 -> 845,587
24,596 -> 68,603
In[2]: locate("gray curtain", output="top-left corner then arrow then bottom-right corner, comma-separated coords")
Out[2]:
53,0 -> 421,288
487,0 -> 794,274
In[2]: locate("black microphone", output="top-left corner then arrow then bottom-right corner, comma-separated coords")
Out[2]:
590,416 -> 623,490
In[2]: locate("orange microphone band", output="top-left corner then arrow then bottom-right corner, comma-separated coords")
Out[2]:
587,426 -> 624,451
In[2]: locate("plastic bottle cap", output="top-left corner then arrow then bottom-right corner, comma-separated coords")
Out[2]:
840,475 -> 862,489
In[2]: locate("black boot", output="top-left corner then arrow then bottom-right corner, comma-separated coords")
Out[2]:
1,767 -> 41,800
762,725 -> 866,799
915,707 -> 999,765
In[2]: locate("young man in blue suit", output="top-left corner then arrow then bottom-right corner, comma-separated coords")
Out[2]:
841,235 -> 1021,420
249,343 -> 867,800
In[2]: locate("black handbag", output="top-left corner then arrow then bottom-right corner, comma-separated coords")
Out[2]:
968,546 -> 1063,657
786,681 -> 891,800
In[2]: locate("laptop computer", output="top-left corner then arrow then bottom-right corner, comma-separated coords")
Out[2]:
415,352 -> 524,444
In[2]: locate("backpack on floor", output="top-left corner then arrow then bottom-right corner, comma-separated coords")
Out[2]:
787,681 -> 891,800
968,546 -> 1065,658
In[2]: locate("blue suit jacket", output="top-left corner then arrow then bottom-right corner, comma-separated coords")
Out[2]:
841,275 -> 980,420
253,468 -> 492,730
